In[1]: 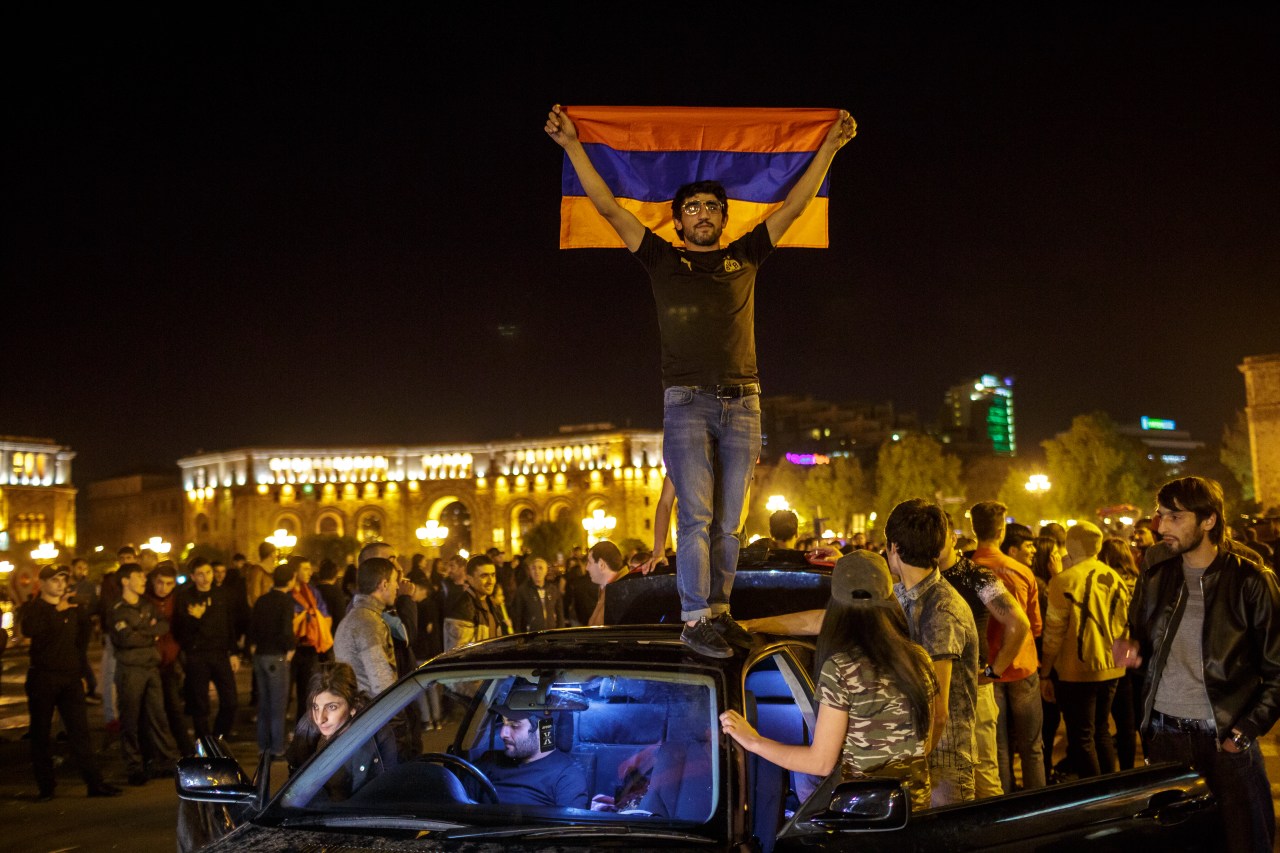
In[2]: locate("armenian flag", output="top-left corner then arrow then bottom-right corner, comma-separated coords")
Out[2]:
558,105 -> 841,250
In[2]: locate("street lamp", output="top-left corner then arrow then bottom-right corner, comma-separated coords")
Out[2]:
31,542 -> 59,564
766,495 -> 790,513
0,560 -> 13,575
416,519 -> 449,554
582,509 -> 616,545
1025,474 -> 1052,526
265,528 -> 297,560
140,536 -> 172,555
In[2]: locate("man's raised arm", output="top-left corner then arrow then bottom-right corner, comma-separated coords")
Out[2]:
545,104 -> 645,251
765,109 -> 857,246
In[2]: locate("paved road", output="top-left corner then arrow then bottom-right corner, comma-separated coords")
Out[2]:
3,636 -> 1280,852
0,637 -> 266,853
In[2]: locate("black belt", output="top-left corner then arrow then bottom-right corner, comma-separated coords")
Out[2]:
1152,710 -> 1217,735
690,383 -> 761,399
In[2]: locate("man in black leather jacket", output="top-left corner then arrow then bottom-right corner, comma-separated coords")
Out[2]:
1116,476 -> 1280,853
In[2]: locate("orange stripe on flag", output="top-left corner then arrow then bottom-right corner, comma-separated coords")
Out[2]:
559,197 -> 829,250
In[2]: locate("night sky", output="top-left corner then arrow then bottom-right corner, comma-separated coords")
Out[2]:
6,9 -> 1278,486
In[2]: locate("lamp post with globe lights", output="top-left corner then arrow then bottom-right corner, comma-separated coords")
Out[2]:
416,519 -> 449,557
265,528 -> 297,562
582,509 -> 616,546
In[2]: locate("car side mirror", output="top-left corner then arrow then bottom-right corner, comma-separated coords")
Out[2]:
176,755 -> 259,805
805,778 -> 908,830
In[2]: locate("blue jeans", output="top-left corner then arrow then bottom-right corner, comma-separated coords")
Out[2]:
253,653 -> 290,756
663,386 -> 761,622
994,673 -> 1046,790
1149,719 -> 1274,853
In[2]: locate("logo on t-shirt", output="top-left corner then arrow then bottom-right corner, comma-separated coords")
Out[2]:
723,258 -> 742,272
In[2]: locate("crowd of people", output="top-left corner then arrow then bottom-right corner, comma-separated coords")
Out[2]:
15,475 -> 1280,851
15,534 -> 638,802
727,477 -> 1280,853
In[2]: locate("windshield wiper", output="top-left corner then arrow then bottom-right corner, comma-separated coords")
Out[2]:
445,824 -> 713,842
280,814 -> 465,831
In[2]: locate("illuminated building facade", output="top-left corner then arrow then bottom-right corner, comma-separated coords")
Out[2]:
1240,353 -> 1280,514
175,428 -> 666,560
0,435 -> 77,555
1117,417 -> 1205,474
941,374 -> 1016,457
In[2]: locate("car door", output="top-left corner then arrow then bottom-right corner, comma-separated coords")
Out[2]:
740,643 -> 819,853
773,760 -> 1219,852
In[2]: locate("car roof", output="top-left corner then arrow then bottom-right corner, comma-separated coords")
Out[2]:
605,560 -> 833,625
426,622 -> 749,671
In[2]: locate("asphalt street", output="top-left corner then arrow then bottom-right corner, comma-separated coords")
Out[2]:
2,636 -> 1279,853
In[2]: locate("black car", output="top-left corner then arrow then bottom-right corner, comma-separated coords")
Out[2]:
178,563 -> 1220,852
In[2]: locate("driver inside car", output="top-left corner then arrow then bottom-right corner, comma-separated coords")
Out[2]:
473,706 -> 589,808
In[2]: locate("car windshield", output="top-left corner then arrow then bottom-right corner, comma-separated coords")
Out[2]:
276,665 -> 718,828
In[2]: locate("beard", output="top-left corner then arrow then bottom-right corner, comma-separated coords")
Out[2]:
682,221 -> 722,247
1165,528 -> 1205,556
503,727 -> 540,762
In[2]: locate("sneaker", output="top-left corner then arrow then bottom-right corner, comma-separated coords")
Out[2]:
36,789 -> 55,803
87,782 -> 123,797
710,613 -> 755,649
680,617 -> 733,659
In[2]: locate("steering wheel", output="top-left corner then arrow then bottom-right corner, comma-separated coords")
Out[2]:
414,752 -> 499,804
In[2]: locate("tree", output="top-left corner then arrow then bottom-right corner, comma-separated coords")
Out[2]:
996,462 -> 1063,528
300,533 -> 360,568
1042,412 -> 1151,519
802,455 -> 871,537
962,456 -> 1013,507
521,516 -> 584,563
745,461 -> 810,538
874,434 -> 963,520
1220,409 -> 1255,503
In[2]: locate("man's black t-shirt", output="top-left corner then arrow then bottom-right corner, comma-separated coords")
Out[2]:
475,748 -> 589,808
942,555 -> 1005,668
634,223 -> 774,388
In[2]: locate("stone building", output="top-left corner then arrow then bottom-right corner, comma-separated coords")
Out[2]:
0,435 -> 77,552
0,435 -> 77,602
1240,353 -> 1280,515
80,474 -> 185,557
175,428 -> 667,562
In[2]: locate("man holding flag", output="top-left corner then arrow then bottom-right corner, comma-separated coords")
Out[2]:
545,104 -> 856,658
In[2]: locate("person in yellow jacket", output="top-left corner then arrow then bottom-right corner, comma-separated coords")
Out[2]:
1038,521 -> 1129,779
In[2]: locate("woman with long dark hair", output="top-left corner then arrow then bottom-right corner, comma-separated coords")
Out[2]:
720,552 -> 937,809
284,662 -> 396,799
1098,536 -> 1141,769
1030,535 -> 1064,777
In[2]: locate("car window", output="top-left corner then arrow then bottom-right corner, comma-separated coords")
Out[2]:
279,667 -> 719,827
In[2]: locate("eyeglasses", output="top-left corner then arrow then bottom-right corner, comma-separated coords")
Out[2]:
681,200 -> 724,216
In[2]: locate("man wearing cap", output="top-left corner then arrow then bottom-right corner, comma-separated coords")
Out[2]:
474,706 -> 589,808
20,565 -> 122,801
